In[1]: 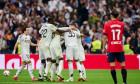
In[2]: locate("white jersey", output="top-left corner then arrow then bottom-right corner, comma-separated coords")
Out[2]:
17,34 -> 30,54
76,29 -> 83,47
63,28 -> 80,46
39,23 -> 57,46
50,34 -> 61,47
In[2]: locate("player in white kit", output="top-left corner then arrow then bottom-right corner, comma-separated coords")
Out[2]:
75,29 -> 87,81
49,25 -> 72,81
38,18 -> 70,81
12,27 -> 38,81
63,25 -> 85,82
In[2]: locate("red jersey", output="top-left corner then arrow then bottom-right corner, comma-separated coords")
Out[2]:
103,20 -> 124,53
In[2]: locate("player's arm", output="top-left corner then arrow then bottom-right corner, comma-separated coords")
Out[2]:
80,34 -> 85,37
56,27 -> 71,33
30,42 -> 38,47
102,35 -> 107,54
12,42 -> 19,55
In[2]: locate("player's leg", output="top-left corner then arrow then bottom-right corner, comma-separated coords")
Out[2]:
38,46 -> 46,81
117,52 -> 127,84
65,46 -> 73,82
50,47 -> 57,81
57,58 -> 64,80
50,59 -> 56,81
79,49 -> 87,81
80,61 -> 87,81
74,46 -> 84,81
108,53 -> 117,84
38,59 -> 45,81
43,46 -> 51,78
57,49 -> 64,80
26,61 -> 38,81
13,54 -> 27,81
13,61 -> 26,81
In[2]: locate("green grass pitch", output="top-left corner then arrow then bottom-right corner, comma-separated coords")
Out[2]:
0,69 -> 140,84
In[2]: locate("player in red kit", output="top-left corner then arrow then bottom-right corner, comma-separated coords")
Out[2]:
102,10 -> 127,84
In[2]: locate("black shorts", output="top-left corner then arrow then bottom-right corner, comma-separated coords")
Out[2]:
107,52 -> 125,62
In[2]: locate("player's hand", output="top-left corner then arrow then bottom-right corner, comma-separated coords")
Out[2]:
102,48 -> 106,55
36,44 -> 39,47
12,50 -> 16,56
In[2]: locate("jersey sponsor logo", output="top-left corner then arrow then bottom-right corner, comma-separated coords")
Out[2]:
111,41 -> 121,44
110,24 -> 121,28
25,40 -> 30,43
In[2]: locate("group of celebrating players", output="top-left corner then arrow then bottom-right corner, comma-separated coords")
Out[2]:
12,10 -> 127,84
12,17 -> 87,82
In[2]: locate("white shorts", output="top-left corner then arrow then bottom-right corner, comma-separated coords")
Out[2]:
21,54 -> 30,62
50,45 -> 63,60
66,45 -> 79,60
78,47 -> 85,62
39,45 -> 51,60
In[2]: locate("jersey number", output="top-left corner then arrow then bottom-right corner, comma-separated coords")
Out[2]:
111,29 -> 121,40
68,31 -> 75,37
41,29 -> 47,38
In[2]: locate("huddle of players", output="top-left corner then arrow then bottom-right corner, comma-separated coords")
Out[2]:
12,9 -> 127,84
38,17 -> 87,82
12,17 -> 87,82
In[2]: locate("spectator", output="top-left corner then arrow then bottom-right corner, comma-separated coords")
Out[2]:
129,33 -> 138,54
88,12 -> 100,28
30,29 -> 38,54
83,33 -> 91,54
95,28 -> 103,41
131,16 -> 140,32
7,34 -> 16,54
123,39 -> 134,55
91,36 -> 102,54
137,35 -> 140,54
123,13 -> 132,25
80,21 -> 90,35
124,26 -> 131,39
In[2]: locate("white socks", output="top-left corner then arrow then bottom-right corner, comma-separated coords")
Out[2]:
51,63 -> 56,79
58,60 -> 63,74
28,63 -> 34,79
39,63 -> 45,79
75,62 -> 83,77
15,65 -> 26,77
44,61 -> 51,76
68,62 -> 73,79
81,64 -> 86,79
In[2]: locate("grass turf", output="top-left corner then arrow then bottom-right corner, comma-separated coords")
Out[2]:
0,69 -> 140,84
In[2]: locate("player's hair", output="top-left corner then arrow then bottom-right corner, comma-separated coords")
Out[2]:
70,23 -> 76,27
22,27 -> 28,33
111,10 -> 119,18
48,17 -> 54,23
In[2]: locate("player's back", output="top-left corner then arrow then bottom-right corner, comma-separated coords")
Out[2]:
50,34 -> 61,47
64,29 -> 78,46
103,20 -> 124,53
39,23 -> 57,46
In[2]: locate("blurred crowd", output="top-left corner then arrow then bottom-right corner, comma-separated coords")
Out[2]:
0,0 -> 140,54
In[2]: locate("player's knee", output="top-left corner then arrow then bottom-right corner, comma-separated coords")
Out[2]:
22,61 -> 26,65
67,60 -> 73,62
26,61 -> 31,65
51,60 -> 56,63
119,61 -> 125,67
41,59 -> 46,63
47,58 -> 52,62
59,58 -> 63,60
56,63 -> 59,66
80,61 -> 83,64
75,59 -> 79,62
